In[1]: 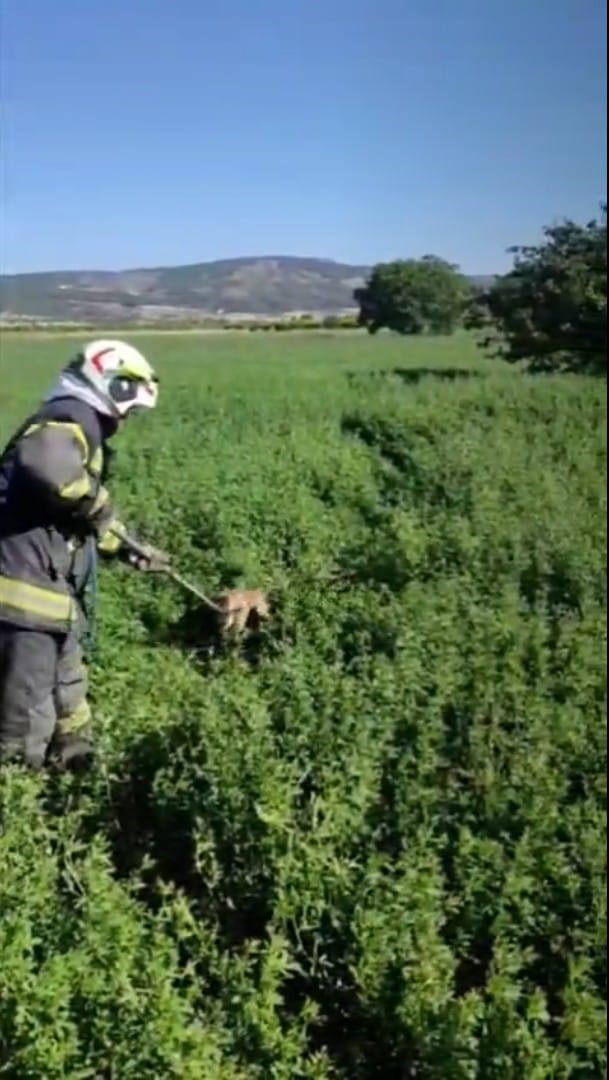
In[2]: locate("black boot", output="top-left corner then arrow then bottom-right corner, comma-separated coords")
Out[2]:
49,732 -> 95,773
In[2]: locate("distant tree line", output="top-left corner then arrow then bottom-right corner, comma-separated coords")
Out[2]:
0,313 -> 361,333
354,204 -> 606,373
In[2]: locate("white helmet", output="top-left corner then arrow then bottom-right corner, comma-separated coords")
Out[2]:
49,339 -> 159,419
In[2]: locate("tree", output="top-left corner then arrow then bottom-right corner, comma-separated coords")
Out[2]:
354,256 -> 471,336
466,206 -> 607,374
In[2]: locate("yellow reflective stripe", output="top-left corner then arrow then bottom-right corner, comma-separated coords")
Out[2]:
89,447 -> 103,475
90,486 -> 109,516
23,421 -> 104,503
22,421 -> 90,462
59,474 -> 93,500
98,518 -> 125,554
0,575 -> 73,622
57,699 -> 91,735
98,532 -> 122,554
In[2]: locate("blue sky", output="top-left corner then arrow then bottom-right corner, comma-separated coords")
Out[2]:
0,0 -> 605,274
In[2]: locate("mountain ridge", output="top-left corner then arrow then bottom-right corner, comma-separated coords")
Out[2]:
0,256 -> 495,323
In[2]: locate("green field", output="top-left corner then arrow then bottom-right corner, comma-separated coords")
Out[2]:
0,332 -> 606,1078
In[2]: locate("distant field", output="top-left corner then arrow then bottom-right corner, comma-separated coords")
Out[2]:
1,332 -> 606,1078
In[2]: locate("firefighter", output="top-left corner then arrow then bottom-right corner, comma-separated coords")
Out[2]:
0,340 -> 169,771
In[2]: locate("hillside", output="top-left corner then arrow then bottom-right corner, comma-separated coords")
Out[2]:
0,256 -> 368,322
0,256 -> 495,323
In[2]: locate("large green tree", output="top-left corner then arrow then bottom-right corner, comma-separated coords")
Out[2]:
467,206 -> 607,373
354,256 -> 471,336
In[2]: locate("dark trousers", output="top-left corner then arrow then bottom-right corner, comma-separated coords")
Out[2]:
0,624 -> 93,770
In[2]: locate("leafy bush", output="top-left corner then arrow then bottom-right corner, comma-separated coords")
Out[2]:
322,314 -> 359,330
354,257 -> 472,336
467,205 -> 607,373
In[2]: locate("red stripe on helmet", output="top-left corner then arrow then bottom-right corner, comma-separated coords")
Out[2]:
89,347 -> 114,374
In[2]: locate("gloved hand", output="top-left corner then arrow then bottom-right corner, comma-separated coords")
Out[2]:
127,543 -> 171,573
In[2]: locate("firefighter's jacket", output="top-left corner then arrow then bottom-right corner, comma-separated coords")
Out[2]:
0,396 -> 126,632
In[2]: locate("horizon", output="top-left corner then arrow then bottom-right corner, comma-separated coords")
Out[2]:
0,252 -> 498,279
1,0 -> 606,276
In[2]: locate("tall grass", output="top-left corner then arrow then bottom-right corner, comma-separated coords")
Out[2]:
0,333 -> 605,1078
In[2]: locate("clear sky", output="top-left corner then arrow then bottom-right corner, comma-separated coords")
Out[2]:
0,0 -> 606,275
